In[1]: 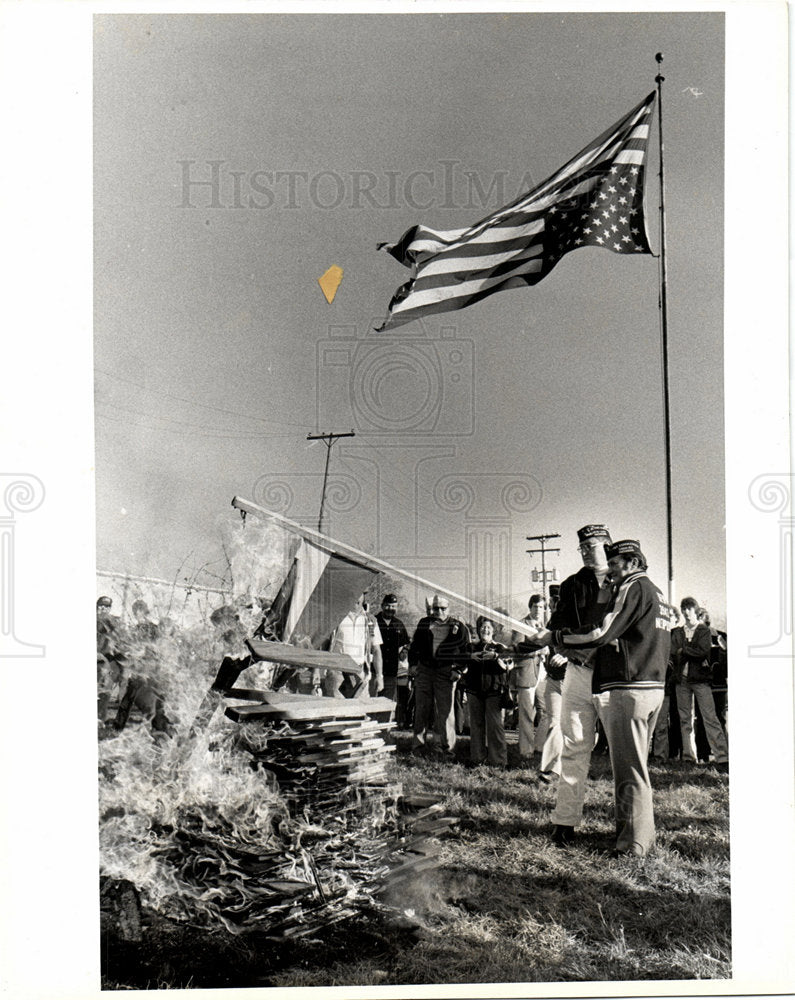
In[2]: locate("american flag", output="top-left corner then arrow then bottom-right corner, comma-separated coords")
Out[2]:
376,92 -> 656,331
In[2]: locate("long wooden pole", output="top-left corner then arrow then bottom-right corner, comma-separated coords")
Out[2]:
655,52 -> 675,606
232,495 -> 541,640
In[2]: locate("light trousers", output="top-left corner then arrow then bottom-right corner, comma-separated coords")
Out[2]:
515,686 -> 537,757
539,675 -> 564,776
412,665 -> 456,751
676,682 -> 728,763
551,663 -> 607,828
602,687 -> 664,854
649,694 -> 670,758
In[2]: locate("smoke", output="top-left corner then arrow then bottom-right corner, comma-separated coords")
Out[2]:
217,512 -> 295,604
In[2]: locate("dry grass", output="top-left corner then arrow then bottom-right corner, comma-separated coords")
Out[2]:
100,623 -> 730,990
273,736 -> 731,987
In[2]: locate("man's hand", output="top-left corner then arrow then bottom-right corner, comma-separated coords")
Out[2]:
548,653 -> 568,670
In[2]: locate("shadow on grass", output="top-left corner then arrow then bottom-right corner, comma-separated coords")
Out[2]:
432,848 -> 730,976
102,908 -> 421,990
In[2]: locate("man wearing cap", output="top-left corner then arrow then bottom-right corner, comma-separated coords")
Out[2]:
545,524 -> 615,845
408,594 -> 471,756
375,594 -> 410,700
537,540 -> 671,857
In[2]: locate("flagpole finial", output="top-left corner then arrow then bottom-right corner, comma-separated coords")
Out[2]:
655,52 -> 665,84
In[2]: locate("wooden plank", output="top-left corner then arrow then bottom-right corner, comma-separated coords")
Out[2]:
232,496 -> 543,640
223,687 -> 272,701
242,691 -> 395,712
245,640 -> 364,676
225,701 -> 383,722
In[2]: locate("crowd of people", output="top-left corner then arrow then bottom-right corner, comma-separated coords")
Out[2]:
97,522 -> 728,858
315,523 -> 728,859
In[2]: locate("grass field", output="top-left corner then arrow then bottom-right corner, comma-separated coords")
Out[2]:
270,731 -> 731,987
103,721 -> 730,989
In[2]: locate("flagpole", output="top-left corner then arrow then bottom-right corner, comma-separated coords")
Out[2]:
655,52 -> 675,607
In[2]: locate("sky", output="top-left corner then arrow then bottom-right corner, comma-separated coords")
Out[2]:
94,11 -> 726,620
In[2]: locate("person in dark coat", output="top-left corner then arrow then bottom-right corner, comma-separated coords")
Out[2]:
672,597 -> 728,770
463,618 -> 512,767
545,524 -> 615,845
375,594 -> 410,700
409,595 -> 471,756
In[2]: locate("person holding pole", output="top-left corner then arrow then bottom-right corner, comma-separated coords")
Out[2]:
536,540 -> 671,856
545,524 -> 615,846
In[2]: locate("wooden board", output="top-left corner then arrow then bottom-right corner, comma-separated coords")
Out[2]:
225,696 -> 396,723
246,639 -> 364,676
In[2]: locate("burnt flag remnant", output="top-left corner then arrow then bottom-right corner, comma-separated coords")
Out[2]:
376,92 -> 656,331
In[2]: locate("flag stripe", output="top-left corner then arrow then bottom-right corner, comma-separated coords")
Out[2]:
416,239 -> 545,281
391,254 -> 545,311
377,92 -> 656,330
385,271 -> 546,328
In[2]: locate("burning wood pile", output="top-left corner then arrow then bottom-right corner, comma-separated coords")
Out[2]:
140,642 -> 459,941
153,780 -> 452,940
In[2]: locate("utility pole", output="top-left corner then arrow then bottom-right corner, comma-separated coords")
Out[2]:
526,533 -> 561,604
307,430 -> 355,533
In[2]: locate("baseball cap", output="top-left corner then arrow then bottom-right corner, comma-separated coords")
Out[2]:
577,524 -> 611,543
606,539 -> 643,559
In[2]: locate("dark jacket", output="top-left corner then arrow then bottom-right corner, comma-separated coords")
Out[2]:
552,571 -> 671,691
710,635 -> 728,692
375,612 -> 410,679
546,566 -> 614,682
670,623 -> 713,685
409,616 -> 471,674
463,640 -> 511,696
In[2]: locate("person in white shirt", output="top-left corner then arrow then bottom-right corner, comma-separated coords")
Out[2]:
329,593 -> 383,699
510,595 -> 548,763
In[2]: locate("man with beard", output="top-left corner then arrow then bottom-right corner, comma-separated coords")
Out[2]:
538,540 -> 670,856
374,593 -> 410,700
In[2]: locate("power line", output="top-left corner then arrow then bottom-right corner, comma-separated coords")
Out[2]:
95,367 -> 316,431
95,408 -> 299,440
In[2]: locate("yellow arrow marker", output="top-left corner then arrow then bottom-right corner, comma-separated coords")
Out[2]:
318,265 -> 344,304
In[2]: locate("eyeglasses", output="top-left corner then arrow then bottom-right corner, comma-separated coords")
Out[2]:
577,542 -> 604,553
